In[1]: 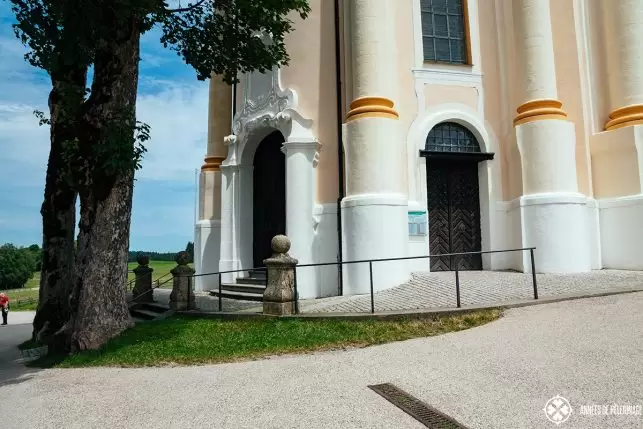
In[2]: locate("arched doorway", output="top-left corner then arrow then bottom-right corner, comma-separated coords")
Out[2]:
252,130 -> 286,269
421,122 -> 493,271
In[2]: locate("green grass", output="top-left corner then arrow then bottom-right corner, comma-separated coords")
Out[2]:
24,271 -> 41,289
1,287 -> 40,311
45,310 -> 502,368
4,260 -> 184,311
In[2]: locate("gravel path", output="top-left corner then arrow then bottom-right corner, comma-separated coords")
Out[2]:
1,294 -> 642,428
300,269 -> 643,313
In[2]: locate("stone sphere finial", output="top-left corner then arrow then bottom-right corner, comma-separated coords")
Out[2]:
271,235 -> 291,254
137,255 -> 150,266
175,251 -> 190,266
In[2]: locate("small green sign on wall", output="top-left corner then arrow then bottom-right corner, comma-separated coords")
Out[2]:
408,211 -> 427,236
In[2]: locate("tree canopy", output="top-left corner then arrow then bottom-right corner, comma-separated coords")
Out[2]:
8,0 -> 310,352
0,244 -> 36,290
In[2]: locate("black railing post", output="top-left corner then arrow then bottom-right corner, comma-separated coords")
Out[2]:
218,273 -> 223,311
293,266 -> 299,315
369,261 -> 375,314
455,267 -> 461,308
530,248 -> 538,300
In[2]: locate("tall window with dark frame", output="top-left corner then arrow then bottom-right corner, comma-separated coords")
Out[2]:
420,0 -> 468,64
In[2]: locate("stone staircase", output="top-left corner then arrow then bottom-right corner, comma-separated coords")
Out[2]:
129,301 -> 173,323
210,270 -> 267,302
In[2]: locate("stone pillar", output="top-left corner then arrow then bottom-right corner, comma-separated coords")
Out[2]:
282,140 -> 319,299
603,0 -> 643,130
263,235 -> 298,316
170,251 -> 196,310
132,255 -> 154,303
512,0 -> 590,273
341,0 -> 409,295
195,74 -> 233,291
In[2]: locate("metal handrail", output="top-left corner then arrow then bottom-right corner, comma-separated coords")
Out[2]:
193,247 -> 539,315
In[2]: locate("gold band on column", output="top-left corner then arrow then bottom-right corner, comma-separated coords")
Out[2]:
345,96 -> 399,122
513,99 -> 568,126
604,105 -> 643,130
201,156 -> 225,172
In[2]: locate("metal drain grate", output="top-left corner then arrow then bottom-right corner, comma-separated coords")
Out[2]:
367,383 -> 470,429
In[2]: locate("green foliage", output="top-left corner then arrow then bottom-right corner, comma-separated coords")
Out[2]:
157,0 -> 311,83
0,244 -> 36,290
8,0 -> 311,190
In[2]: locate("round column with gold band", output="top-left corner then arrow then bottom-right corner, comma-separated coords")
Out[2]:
341,0 -> 409,295
512,0 -> 591,273
603,0 -> 643,130
195,74 -> 233,291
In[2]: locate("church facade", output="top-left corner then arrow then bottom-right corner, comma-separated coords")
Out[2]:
194,0 -> 643,298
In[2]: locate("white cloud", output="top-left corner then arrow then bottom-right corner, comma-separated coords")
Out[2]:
135,82 -> 208,182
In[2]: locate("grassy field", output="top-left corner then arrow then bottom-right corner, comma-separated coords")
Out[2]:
2,287 -> 40,311
5,260 -> 184,311
42,310 -> 502,367
127,260 -> 178,288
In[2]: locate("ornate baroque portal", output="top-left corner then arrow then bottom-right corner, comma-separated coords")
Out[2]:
218,52 -> 320,295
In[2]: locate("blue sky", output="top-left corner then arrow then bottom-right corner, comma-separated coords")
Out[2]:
0,3 -> 209,252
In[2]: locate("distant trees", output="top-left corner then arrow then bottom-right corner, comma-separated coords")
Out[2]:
0,244 -> 38,289
127,250 -> 177,263
185,242 -> 194,263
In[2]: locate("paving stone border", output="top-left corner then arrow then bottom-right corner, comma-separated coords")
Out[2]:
20,345 -> 48,360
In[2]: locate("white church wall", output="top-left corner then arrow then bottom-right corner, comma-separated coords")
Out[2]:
194,219 -> 221,292
313,204 -> 339,297
599,195 -> 643,270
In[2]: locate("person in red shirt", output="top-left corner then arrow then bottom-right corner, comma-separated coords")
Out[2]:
0,293 -> 9,325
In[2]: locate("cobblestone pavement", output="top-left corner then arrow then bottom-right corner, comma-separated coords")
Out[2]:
300,270 -> 643,313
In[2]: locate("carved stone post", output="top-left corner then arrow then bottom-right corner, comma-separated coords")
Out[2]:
263,235 -> 298,316
132,255 -> 154,303
170,251 -> 196,310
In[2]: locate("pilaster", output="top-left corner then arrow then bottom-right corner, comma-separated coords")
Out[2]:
195,75 -> 233,291
512,0 -> 590,273
282,140 -> 320,299
341,0 -> 409,295
603,0 -> 643,130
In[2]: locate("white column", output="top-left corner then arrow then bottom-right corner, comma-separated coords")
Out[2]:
219,159 -> 241,284
513,0 -> 590,273
195,75 -> 232,291
341,0 -> 409,295
603,0 -> 643,130
282,140 -> 320,299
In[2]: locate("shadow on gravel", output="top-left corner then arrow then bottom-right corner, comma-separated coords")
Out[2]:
0,323 -> 45,388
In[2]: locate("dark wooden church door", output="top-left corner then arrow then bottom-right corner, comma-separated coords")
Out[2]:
253,131 -> 286,268
426,159 -> 482,271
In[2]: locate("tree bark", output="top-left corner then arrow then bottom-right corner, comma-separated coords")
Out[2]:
68,16 -> 142,352
32,69 -> 86,352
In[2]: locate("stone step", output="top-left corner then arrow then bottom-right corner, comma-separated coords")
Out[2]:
210,290 -> 264,302
136,302 -> 170,314
221,283 -> 266,295
235,276 -> 267,286
131,308 -> 161,320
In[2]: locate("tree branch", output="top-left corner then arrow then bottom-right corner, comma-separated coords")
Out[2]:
164,0 -> 208,13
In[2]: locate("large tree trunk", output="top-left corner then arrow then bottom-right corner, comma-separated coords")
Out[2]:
33,68 -> 86,352
68,16 -> 141,352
